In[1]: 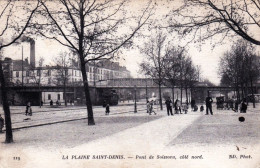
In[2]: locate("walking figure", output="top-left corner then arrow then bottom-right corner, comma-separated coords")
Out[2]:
149,100 -> 156,115
0,114 -> 4,133
240,98 -> 247,113
174,99 -> 182,114
105,103 -> 110,115
146,101 -> 150,113
25,102 -> 32,116
233,100 -> 239,112
205,93 -> 213,115
165,97 -> 173,116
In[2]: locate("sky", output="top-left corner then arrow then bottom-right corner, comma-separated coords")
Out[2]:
1,0 -> 260,85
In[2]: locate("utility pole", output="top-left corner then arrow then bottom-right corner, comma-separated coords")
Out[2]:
134,85 -> 137,113
145,79 -> 148,102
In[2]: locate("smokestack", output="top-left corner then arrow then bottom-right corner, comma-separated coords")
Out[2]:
30,40 -> 35,68
20,36 -> 35,68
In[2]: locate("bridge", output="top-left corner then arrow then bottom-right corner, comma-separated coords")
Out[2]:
1,78 -> 259,106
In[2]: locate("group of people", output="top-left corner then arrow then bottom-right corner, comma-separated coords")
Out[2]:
146,100 -> 157,115
49,100 -> 61,106
161,94 -> 214,116
162,94 -> 248,116
164,97 -> 189,116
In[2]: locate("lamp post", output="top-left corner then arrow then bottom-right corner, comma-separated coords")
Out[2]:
145,80 -> 148,102
134,85 -> 137,113
21,45 -> 24,87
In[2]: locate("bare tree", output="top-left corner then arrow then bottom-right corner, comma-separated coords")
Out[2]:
0,1 -> 39,143
219,40 -> 259,105
139,32 -> 167,110
168,0 -> 260,46
174,49 -> 190,104
182,56 -> 200,103
162,46 -> 183,102
53,51 -> 72,106
32,0 -> 152,125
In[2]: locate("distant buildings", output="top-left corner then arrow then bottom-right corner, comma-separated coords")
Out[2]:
2,57 -> 131,86
1,56 -> 131,105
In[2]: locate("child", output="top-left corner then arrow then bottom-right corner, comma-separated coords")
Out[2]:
149,100 -> 156,115
0,114 -> 4,133
200,105 -> 204,112
105,103 -> 110,115
25,102 -> 32,116
183,104 -> 188,114
147,101 -> 150,114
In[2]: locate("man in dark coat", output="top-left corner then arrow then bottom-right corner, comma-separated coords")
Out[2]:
240,98 -> 247,113
165,97 -> 173,116
191,99 -> 195,110
205,94 -> 213,115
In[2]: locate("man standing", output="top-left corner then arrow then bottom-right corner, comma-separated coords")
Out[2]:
25,101 -> 32,116
165,97 -> 173,116
205,92 -> 213,115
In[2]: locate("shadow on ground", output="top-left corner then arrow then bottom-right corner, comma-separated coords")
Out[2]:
0,115 -> 162,149
170,113 -> 260,146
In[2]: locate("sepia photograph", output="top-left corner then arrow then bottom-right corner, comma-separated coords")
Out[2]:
0,0 -> 260,167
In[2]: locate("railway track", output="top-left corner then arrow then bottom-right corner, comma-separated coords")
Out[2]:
3,106 -> 153,131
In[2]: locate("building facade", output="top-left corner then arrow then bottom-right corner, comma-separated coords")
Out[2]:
3,57 -> 131,86
2,57 -> 131,105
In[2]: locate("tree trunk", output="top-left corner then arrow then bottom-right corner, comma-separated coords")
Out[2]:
180,85 -> 183,104
78,3 -> 95,125
250,78 -> 256,108
64,81 -> 67,106
241,83 -> 244,99
158,82 -> 163,110
0,61 -> 13,143
190,87 -> 193,103
237,86 -> 240,102
39,85 -> 42,108
80,59 -> 95,125
185,86 -> 188,104
171,86 -> 174,102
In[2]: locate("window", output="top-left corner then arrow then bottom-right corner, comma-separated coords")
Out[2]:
16,71 -> 19,77
65,69 -> 68,76
75,70 -> 77,76
48,94 -> 51,100
48,78 -> 51,84
27,79 -> 29,84
57,94 -> 60,100
26,71 -> 29,77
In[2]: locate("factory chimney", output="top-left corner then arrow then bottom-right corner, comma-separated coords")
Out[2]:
30,40 -> 35,68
